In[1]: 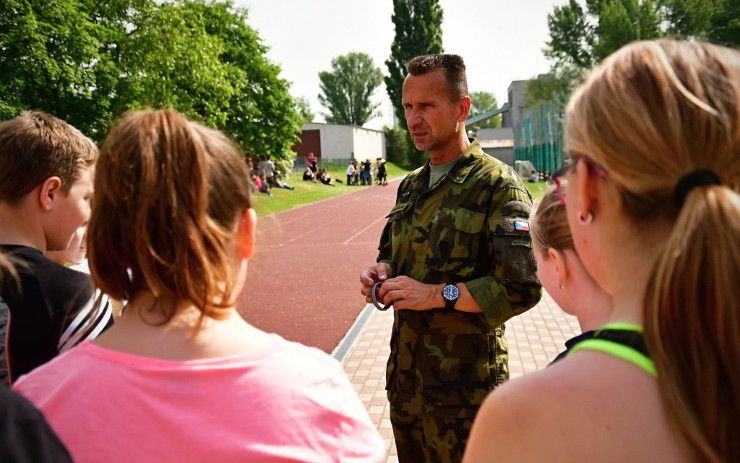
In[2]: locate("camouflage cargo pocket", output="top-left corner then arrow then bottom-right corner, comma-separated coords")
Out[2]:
419,333 -> 491,411
428,208 -> 485,277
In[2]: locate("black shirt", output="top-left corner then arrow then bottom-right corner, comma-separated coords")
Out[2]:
0,245 -> 112,383
0,387 -> 73,462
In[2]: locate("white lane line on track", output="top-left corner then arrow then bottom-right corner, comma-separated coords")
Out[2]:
342,215 -> 388,245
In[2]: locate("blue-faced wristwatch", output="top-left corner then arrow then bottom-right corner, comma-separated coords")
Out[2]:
442,284 -> 459,310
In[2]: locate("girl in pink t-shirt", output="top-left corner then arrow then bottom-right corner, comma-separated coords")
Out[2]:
15,110 -> 384,463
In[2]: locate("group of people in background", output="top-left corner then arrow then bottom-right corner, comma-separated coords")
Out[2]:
302,152 -> 335,185
0,38 -> 738,463
245,154 -> 294,196
344,158 -> 387,186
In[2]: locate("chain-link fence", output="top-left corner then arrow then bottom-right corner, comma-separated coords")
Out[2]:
513,93 -> 569,177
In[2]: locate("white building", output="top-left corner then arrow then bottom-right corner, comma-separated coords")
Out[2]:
292,122 -> 386,166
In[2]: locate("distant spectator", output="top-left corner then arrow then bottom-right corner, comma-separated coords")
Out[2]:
258,175 -> 273,196
316,169 -> 334,186
360,159 -> 372,185
302,166 -> 317,182
346,161 -> 358,185
255,155 -> 265,178
263,155 -> 276,187
273,170 -> 295,190
306,152 -> 318,173
377,159 -> 388,186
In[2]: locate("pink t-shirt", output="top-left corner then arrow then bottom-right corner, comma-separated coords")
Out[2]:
14,335 -> 384,462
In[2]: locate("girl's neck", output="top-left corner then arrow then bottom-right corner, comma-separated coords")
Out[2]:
94,292 -> 272,361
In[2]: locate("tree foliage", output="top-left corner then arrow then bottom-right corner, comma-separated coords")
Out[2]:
467,91 -> 501,129
0,0 -> 303,160
318,52 -> 383,126
545,0 -> 662,70
295,97 -> 315,123
385,0 -> 444,127
524,65 -> 583,109
385,0 -> 443,167
535,0 -> 738,105
383,126 -> 410,167
708,0 -> 740,46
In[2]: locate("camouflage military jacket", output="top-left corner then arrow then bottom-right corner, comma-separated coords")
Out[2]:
377,140 -> 542,415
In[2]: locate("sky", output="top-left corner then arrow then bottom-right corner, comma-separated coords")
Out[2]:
236,0 -> 567,130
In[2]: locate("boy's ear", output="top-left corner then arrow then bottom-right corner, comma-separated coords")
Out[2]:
237,208 -> 257,260
38,177 -> 63,211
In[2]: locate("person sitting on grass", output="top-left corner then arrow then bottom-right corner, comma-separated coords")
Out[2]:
272,170 -> 295,190
302,166 -> 316,182
316,168 -> 334,186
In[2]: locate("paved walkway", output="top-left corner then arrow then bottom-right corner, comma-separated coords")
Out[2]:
339,292 -> 581,462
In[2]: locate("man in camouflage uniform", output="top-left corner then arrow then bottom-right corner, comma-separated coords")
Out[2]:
360,54 -> 541,462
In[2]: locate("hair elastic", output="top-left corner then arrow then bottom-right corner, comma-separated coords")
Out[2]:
674,169 -> 721,205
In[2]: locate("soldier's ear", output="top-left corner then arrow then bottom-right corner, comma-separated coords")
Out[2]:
457,96 -> 472,123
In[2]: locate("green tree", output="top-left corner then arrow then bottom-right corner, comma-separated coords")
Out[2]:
467,91 -> 501,129
0,0 -> 124,133
385,0 -> 443,167
546,0 -> 662,71
192,0 -> 303,160
318,52 -> 383,126
664,0 -> 716,37
524,64 -> 583,109
0,0 -> 303,161
385,0 -> 444,127
709,0 -> 740,46
295,97 -> 315,123
545,0 -> 596,69
383,125 -> 410,167
116,0 -> 234,128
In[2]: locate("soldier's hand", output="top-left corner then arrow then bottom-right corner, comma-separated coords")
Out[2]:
360,263 -> 394,303
377,276 -> 440,311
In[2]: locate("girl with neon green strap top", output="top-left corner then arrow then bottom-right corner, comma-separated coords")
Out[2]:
464,39 -> 740,463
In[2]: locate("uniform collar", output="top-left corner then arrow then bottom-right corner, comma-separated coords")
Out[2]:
429,138 -> 482,184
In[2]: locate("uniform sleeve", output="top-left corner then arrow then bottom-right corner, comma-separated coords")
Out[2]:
466,184 -> 542,328
376,178 -> 408,270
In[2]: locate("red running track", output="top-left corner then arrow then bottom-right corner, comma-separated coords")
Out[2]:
236,178 -> 401,353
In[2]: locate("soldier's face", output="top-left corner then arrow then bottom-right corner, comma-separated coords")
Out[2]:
402,71 -> 462,154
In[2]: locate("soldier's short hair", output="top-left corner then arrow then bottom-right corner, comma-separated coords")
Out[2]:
406,54 -> 468,102
0,111 -> 97,204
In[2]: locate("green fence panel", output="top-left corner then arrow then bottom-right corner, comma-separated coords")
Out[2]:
513,93 -> 569,175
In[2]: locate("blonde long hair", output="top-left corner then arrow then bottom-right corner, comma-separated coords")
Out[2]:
88,110 -> 251,326
566,40 -> 740,462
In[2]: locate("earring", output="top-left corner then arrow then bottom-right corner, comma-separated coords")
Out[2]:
558,284 -> 564,290
577,212 -> 593,225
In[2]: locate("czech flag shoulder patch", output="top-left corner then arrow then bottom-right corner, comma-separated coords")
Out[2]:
514,220 -> 530,232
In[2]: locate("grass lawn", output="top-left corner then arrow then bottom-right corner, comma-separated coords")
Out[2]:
251,161 -> 552,217
251,162 -> 410,217
524,180 -> 551,201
